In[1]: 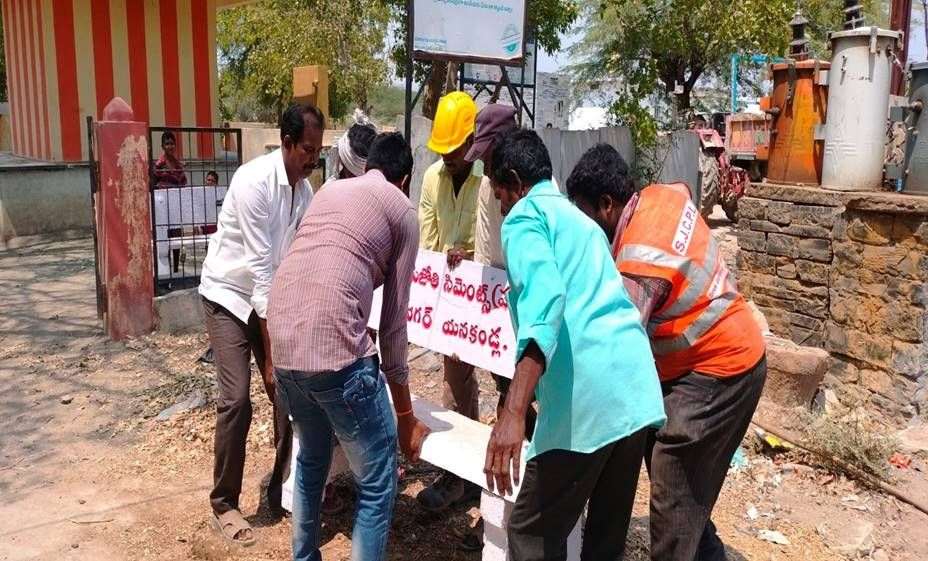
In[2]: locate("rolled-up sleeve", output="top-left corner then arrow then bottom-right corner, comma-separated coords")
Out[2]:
621,274 -> 672,326
502,203 -> 566,369
379,208 -> 420,384
235,176 -> 274,318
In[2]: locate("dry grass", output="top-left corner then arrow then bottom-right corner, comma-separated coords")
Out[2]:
806,414 -> 898,481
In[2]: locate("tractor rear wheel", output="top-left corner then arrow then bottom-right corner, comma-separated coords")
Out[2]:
698,150 -> 720,219
722,196 -> 739,222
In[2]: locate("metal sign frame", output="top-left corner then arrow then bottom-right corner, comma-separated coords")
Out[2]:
460,36 -> 537,127
404,0 -> 535,138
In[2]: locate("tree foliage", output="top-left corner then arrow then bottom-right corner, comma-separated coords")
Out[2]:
570,0 -> 888,147
383,0 -> 580,117
367,84 -> 407,124
217,1 -> 579,122
217,0 -> 391,123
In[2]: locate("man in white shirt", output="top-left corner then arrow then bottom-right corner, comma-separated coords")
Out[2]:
199,103 -> 324,546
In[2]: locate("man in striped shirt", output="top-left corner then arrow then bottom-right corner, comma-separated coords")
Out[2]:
268,133 -> 430,561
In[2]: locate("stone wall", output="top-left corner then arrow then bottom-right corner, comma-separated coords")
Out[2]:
737,183 -> 928,423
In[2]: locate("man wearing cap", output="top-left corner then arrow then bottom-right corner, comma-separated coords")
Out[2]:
444,103 -> 542,551
416,91 -> 484,511
467,104 -> 538,437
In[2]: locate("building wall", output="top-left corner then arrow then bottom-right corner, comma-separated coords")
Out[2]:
737,183 -> 928,424
1,0 -> 219,162
0,103 -> 9,151
466,71 -> 570,131
0,165 -> 91,242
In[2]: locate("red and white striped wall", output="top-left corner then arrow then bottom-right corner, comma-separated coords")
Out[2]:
1,0 -> 220,162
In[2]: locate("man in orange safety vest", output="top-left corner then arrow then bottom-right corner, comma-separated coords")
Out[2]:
566,143 -> 767,561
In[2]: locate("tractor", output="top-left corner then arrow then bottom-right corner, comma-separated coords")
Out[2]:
690,114 -> 751,222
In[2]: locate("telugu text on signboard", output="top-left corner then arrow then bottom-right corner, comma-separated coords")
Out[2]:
369,250 -> 516,378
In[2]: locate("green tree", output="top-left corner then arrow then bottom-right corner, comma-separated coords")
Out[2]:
384,0 -> 580,118
217,0 -> 391,123
367,84 -> 407,125
570,0 -> 887,147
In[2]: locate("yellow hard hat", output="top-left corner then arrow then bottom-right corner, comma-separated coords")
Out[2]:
427,91 -> 477,155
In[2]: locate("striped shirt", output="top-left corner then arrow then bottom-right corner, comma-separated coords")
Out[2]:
268,169 -> 419,384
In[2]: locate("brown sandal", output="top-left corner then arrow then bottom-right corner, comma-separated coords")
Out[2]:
210,510 -> 256,547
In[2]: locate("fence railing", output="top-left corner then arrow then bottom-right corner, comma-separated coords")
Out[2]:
148,126 -> 242,294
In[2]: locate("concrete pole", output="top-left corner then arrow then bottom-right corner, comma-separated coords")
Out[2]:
96,97 -> 155,340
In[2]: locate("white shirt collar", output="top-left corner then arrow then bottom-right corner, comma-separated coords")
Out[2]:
273,147 -> 309,190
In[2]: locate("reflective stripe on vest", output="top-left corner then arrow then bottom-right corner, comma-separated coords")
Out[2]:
650,291 -> 738,355
617,243 -> 692,277
653,238 -> 720,321
617,238 -> 722,323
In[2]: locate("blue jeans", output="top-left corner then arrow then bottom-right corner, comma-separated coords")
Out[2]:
275,356 -> 398,561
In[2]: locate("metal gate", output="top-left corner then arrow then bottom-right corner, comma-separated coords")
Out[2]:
86,116 -> 104,319
148,126 -> 242,294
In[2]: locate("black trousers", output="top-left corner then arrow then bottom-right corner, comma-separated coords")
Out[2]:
507,428 -> 648,561
646,357 -> 767,561
203,297 -> 292,514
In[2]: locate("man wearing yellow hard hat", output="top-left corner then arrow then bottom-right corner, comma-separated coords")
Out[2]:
416,91 -> 484,511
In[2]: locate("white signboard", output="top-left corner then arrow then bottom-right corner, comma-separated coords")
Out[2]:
369,250 -> 516,377
413,0 -> 527,63
153,186 -> 226,238
152,186 -> 227,279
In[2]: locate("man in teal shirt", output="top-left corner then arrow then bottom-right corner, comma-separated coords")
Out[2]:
483,129 -> 665,561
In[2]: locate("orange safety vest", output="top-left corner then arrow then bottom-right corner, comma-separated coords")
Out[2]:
615,184 -> 765,381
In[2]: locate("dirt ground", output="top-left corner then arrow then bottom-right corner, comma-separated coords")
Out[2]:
1,230 -> 927,561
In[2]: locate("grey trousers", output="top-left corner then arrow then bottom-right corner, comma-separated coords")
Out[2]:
646,357 -> 767,561
203,297 -> 292,514
441,355 -> 479,420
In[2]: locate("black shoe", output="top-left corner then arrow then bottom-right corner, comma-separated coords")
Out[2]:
416,472 -> 481,512
198,347 -> 214,364
457,518 -> 484,551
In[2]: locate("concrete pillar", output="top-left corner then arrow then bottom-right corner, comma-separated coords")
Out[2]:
480,490 -> 583,561
95,97 -> 155,340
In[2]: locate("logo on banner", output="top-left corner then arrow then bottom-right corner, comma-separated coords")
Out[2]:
501,24 -> 521,55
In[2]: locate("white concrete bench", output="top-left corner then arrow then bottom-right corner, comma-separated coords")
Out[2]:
282,393 -> 583,560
